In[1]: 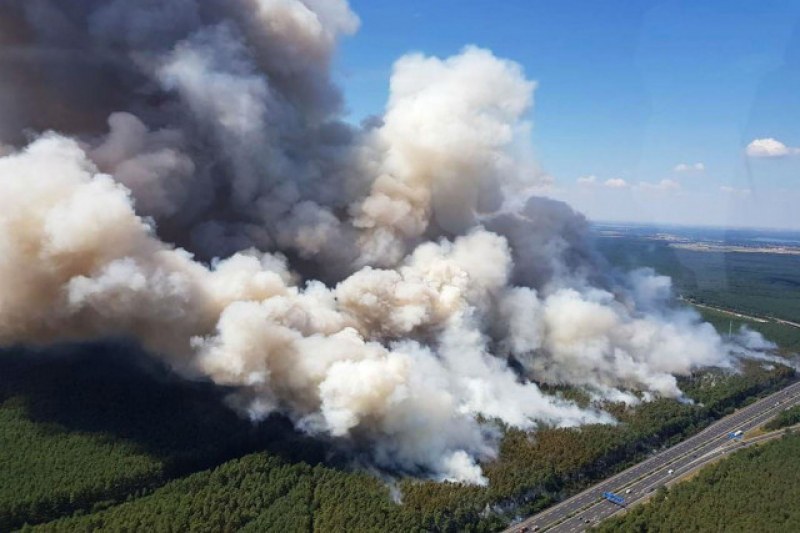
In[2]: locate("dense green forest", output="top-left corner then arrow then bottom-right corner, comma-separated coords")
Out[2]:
765,405 -> 800,431
1,345 -> 793,532
595,432 -> 800,532
28,453 -> 415,533
0,346 -> 332,532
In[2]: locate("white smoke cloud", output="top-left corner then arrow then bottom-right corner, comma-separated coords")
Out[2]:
0,0 -> 782,483
353,46 -> 543,265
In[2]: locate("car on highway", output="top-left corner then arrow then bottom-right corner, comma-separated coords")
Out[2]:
505,384 -> 799,533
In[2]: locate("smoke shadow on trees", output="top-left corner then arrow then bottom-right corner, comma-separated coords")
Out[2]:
0,341 -> 342,477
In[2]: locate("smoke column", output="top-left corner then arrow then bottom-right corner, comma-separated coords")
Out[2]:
0,0 -> 778,483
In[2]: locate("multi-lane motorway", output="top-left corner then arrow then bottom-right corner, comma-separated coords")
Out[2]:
507,379 -> 800,533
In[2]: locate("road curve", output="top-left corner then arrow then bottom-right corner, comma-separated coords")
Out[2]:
506,379 -> 800,533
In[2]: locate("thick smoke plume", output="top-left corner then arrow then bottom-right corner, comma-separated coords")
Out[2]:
0,0 -> 779,483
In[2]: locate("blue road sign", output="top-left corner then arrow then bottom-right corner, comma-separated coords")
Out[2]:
602,492 -> 625,505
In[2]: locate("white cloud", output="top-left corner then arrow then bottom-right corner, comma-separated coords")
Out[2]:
720,185 -> 751,197
637,179 -> 681,192
745,138 -> 799,158
673,162 -> 705,172
603,178 -> 628,188
576,174 -> 597,186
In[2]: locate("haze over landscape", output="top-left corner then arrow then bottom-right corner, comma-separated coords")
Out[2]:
1,2 -> 799,532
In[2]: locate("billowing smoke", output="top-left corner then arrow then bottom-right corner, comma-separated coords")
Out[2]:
0,0 -> 777,483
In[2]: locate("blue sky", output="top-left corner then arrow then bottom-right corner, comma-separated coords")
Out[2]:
335,1 -> 800,229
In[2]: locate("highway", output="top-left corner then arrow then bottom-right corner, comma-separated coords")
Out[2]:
506,379 -> 800,533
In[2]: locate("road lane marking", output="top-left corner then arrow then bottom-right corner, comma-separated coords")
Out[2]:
513,388 -> 800,532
